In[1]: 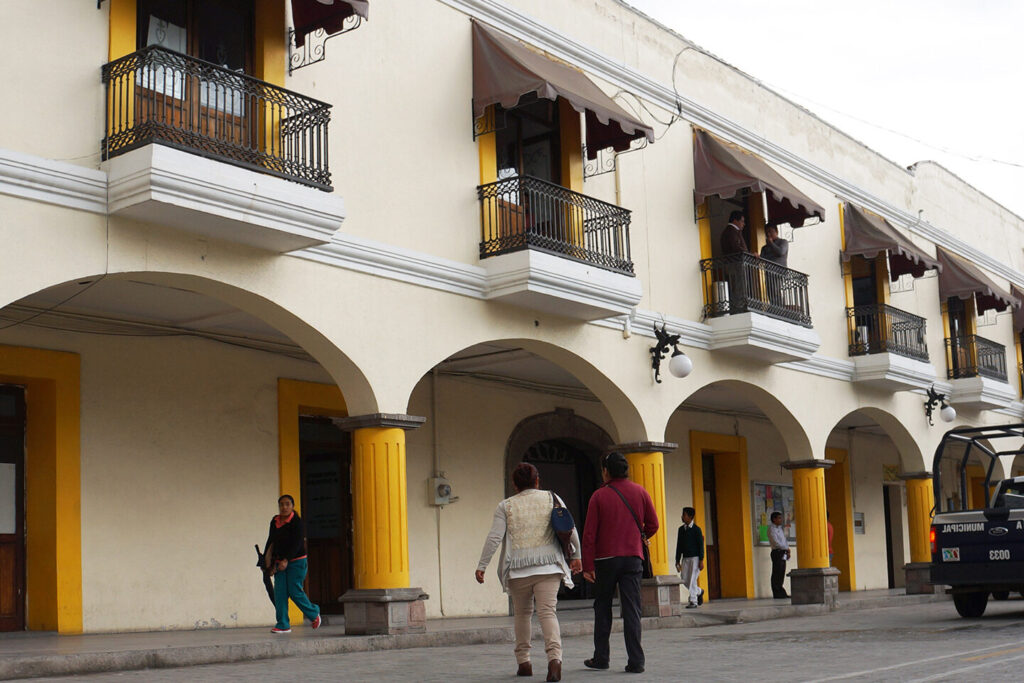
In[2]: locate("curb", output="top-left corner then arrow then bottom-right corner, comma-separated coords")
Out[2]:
0,593 -> 949,680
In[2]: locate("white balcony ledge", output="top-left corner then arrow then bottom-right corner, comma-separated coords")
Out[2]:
706,312 -> 820,363
947,376 -> 1017,411
103,145 -> 344,252
851,353 -> 938,392
482,249 -> 642,320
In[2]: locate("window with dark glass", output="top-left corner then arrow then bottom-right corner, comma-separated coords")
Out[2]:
495,95 -> 562,185
137,0 -> 253,73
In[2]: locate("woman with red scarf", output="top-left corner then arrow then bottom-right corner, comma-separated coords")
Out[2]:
264,494 -> 321,634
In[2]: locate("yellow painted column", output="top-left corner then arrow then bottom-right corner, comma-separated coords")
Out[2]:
623,444 -> 673,577
784,460 -> 831,570
903,474 -> 935,564
824,448 -> 856,591
339,415 -> 425,590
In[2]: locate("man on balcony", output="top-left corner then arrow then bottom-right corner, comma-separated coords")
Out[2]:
718,211 -> 750,314
759,224 -> 788,267
760,223 -> 790,310
720,211 -> 748,255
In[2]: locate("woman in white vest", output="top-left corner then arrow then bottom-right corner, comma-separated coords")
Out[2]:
476,462 -> 582,682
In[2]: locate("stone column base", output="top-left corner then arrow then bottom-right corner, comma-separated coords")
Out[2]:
339,588 -> 429,635
788,567 -> 840,607
640,575 -> 683,617
904,562 -> 939,595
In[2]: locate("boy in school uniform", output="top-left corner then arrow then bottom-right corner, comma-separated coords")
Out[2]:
675,506 -> 705,608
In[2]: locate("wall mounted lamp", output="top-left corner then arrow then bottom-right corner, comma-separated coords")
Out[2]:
924,385 -> 956,425
650,323 -> 693,383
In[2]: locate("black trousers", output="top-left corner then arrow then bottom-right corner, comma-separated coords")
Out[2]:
770,549 -> 788,598
593,556 -> 644,667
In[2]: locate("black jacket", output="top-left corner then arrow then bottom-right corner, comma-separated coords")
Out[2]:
675,522 -> 705,563
265,513 -> 306,562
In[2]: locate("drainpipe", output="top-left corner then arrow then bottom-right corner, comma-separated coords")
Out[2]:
432,368 -> 447,616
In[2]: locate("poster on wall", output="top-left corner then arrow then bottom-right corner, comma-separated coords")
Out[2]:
752,481 -> 796,545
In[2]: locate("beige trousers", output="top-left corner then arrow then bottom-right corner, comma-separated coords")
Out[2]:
507,572 -> 563,664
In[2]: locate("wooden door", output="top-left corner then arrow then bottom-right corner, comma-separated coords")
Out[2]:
522,439 -> 600,601
0,386 -> 26,632
702,454 -> 722,600
135,0 -> 254,151
299,417 -> 353,615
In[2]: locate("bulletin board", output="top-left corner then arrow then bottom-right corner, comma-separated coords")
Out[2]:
752,481 -> 796,545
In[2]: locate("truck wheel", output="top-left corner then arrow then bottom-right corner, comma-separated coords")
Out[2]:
954,592 -> 988,618
992,591 -> 1010,601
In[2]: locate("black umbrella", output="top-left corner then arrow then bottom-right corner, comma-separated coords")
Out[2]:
254,544 -> 275,604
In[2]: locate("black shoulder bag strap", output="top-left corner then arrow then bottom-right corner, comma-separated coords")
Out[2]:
607,484 -> 654,578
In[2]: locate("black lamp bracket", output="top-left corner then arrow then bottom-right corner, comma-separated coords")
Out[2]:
650,323 -> 681,384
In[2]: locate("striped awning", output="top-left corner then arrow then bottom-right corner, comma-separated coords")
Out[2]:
841,203 -> 939,281
472,21 -> 654,159
693,129 -> 825,228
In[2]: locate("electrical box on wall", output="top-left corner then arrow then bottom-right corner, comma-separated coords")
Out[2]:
429,476 -> 452,506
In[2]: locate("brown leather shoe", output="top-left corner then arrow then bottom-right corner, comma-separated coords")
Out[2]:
517,661 -> 533,677
546,659 -> 562,681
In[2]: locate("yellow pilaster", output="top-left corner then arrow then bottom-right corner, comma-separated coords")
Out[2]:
624,447 -> 671,576
785,461 -> 831,570
338,415 -> 423,590
351,427 -> 410,589
903,475 -> 934,564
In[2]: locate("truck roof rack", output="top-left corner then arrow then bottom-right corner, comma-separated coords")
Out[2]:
931,423 -> 1024,513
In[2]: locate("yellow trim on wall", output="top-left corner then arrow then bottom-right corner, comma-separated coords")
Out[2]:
276,379 -> 348,511
276,378 -> 347,624
558,98 -> 584,192
253,0 -> 286,88
747,191 -> 766,254
689,431 -> 754,601
697,200 -> 712,261
905,477 -> 934,564
966,464 -> 987,509
108,0 -> 135,61
824,448 -> 856,591
875,254 -> 891,305
0,344 -> 82,633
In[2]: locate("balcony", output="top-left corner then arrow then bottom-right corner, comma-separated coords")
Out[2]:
699,253 -> 820,362
476,175 -> 641,320
944,335 -> 1015,410
847,304 -> 936,391
100,46 -> 343,252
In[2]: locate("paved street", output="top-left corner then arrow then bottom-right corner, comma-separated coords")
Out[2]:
35,599 -> 1024,682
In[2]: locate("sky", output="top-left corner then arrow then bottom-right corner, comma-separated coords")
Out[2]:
623,0 -> 1024,220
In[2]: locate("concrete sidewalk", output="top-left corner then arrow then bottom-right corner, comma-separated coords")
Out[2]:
0,589 -> 948,680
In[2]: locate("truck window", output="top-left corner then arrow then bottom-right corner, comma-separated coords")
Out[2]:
993,482 -> 1024,508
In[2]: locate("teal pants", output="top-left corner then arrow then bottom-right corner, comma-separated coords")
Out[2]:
273,558 -> 320,629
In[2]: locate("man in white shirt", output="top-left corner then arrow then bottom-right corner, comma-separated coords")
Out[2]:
768,511 -> 790,599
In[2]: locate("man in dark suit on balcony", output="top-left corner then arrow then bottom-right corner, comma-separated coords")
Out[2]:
720,210 -> 748,255
717,211 -> 749,314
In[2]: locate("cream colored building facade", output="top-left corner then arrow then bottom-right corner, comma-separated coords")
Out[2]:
1,0 -> 1023,634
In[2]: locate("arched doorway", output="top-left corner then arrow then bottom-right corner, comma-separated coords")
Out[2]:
507,410 -> 611,600
0,274 -> 367,632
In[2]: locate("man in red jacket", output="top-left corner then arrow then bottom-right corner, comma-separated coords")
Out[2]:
581,452 -> 659,674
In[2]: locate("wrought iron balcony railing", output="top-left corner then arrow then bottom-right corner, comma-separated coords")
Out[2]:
102,46 -> 332,191
846,304 -> 928,362
945,334 -> 1007,381
699,252 -> 811,327
477,175 -> 634,275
